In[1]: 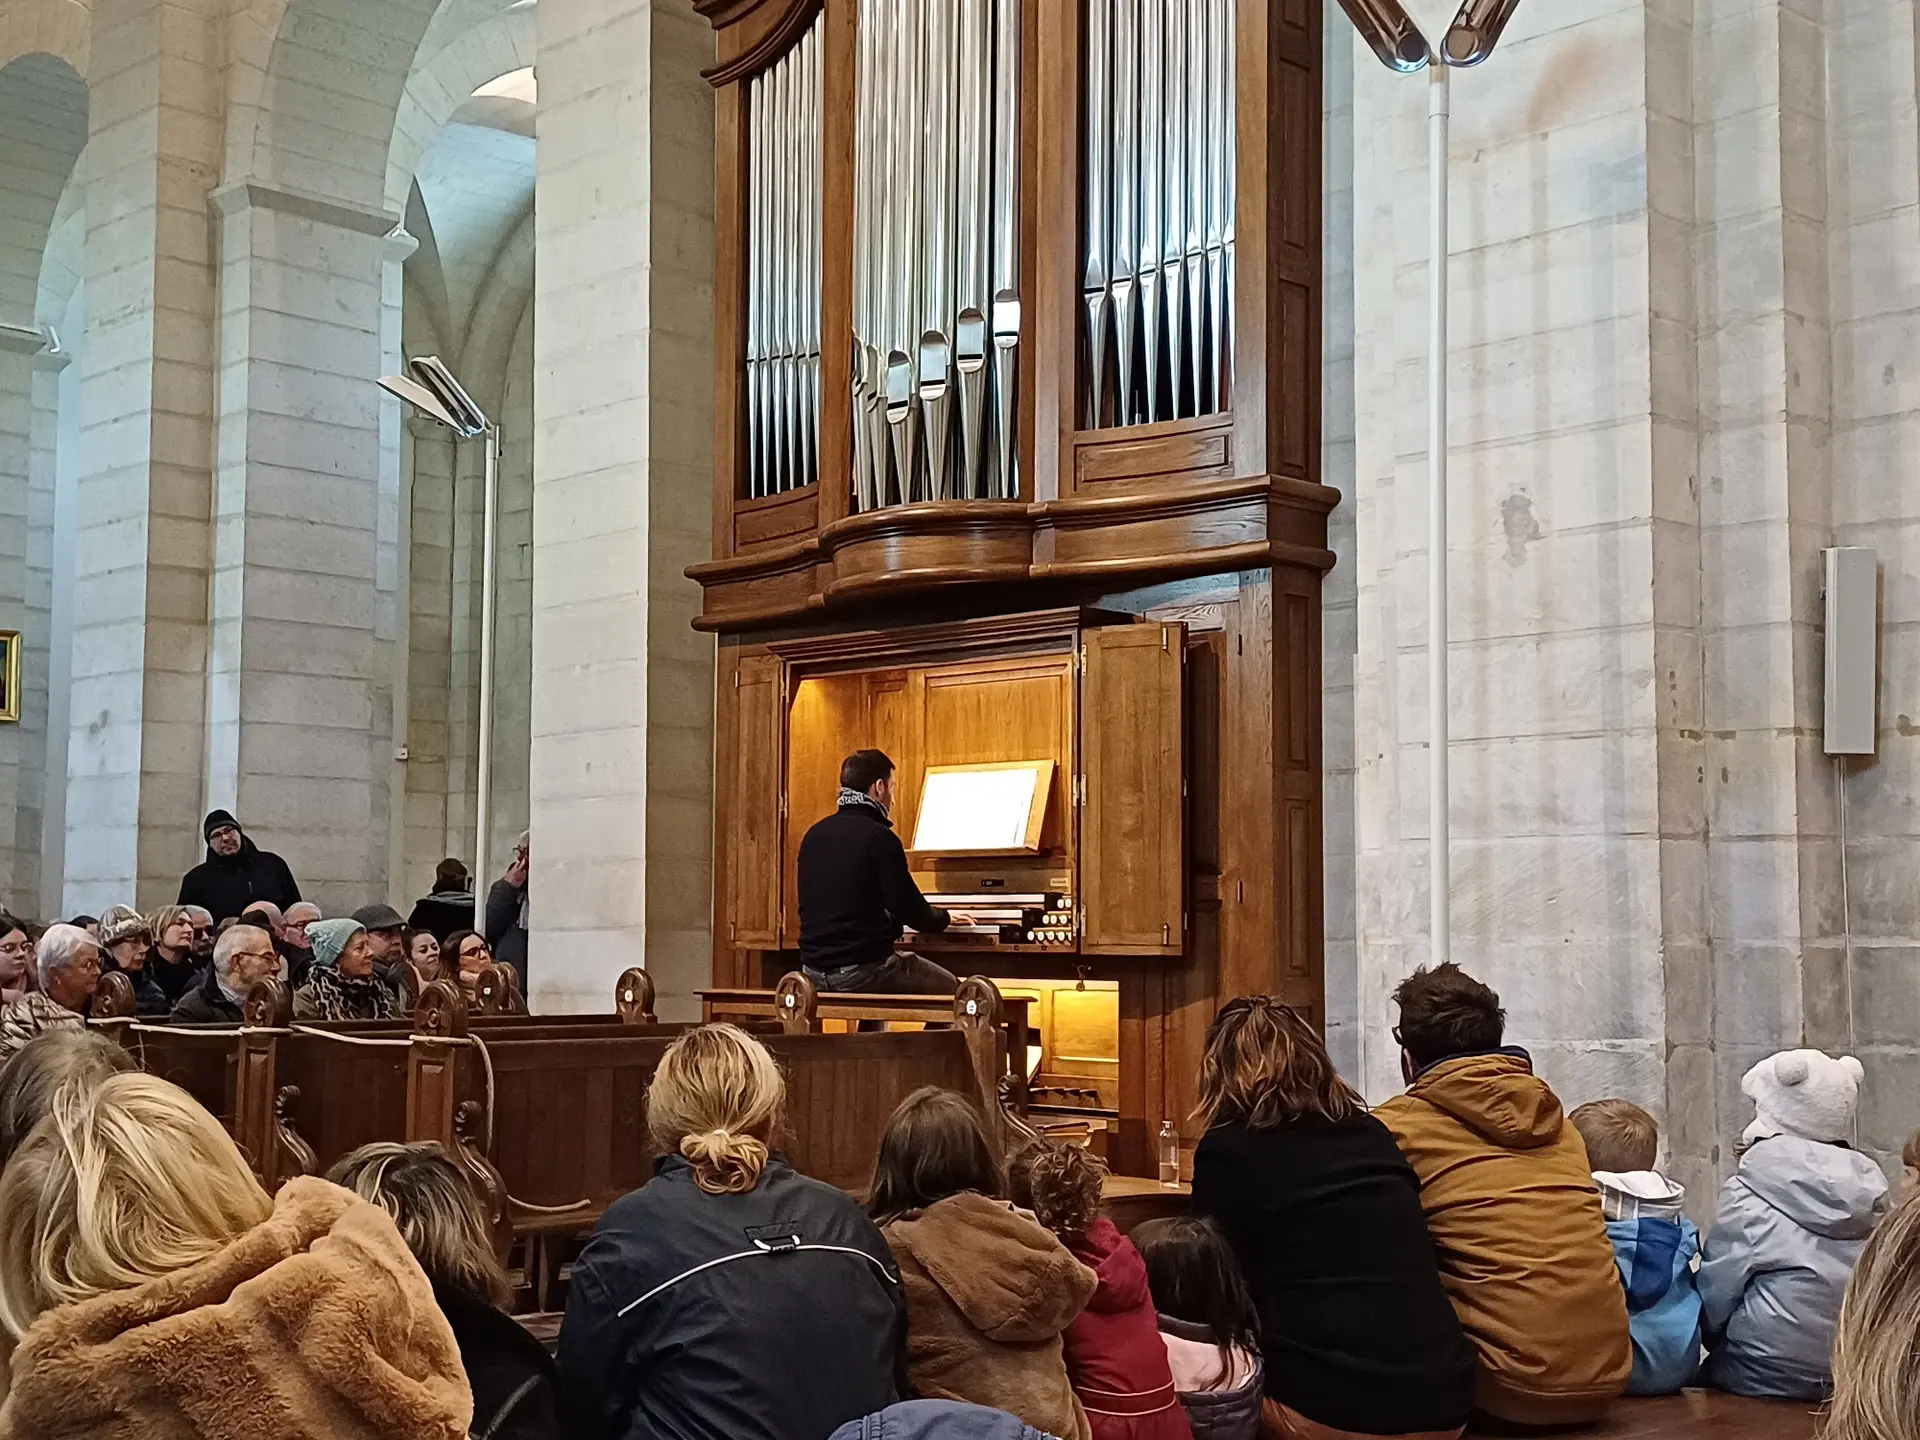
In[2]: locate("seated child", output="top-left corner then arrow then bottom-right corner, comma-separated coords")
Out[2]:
871,1088 -> 1096,1440
1009,1141 -> 1193,1440
1699,1050 -> 1888,1400
1131,1216 -> 1264,1440
1568,1099 -> 1702,1395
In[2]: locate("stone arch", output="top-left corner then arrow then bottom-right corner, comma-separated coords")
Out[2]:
458,206 -> 535,415
386,2 -> 536,214
0,53 -> 88,317
0,0 -> 90,78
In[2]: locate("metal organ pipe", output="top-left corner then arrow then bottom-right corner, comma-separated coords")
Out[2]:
745,21 -> 823,499
854,0 -> 1022,509
1082,0 -> 1235,430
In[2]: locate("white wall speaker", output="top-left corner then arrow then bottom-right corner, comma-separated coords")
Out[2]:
1824,546 -> 1879,756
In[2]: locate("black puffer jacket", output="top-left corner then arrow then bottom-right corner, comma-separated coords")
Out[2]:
558,1154 -> 904,1440
168,965 -> 240,1024
176,813 -> 301,923
436,1282 -> 560,1440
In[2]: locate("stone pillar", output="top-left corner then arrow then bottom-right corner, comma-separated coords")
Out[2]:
206,180 -> 402,915
529,0 -> 715,1016
65,0 -> 223,912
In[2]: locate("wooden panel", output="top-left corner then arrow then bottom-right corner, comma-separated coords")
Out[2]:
1080,624 -> 1185,954
735,485 -> 821,548
1073,419 -> 1233,489
918,658 -> 1072,854
713,80 -> 748,548
816,0 -> 854,526
729,652 -> 786,948
782,672 -> 871,944
488,1035 -> 667,1210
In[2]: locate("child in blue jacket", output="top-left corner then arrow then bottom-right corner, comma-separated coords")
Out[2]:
1570,1100 -> 1703,1395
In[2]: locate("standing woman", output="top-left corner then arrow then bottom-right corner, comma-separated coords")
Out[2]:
559,1023 -> 903,1440
292,918 -> 398,1021
1189,997 -> 1476,1440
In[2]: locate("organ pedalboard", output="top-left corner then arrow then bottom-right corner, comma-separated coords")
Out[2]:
922,893 -> 1076,946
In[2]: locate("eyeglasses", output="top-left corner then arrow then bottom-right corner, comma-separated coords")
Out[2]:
0,939 -> 30,958
237,948 -> 278,964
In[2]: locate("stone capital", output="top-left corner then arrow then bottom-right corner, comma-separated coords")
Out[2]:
209,179 -> 402,238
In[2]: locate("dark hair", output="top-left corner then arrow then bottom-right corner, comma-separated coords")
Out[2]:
66,916 -> 96,931
443,930 -> 489,965
840,749 -> 895,793
1195,996 -> 1363,1129
0,913 -> 34,943
1132,1215 -> 1261,1380
434,858 -> 469,891
1570,1099 -> 1659,1174
868,1087 -> 1002,1223
0,1030 -> 135,1169
1392,962 -> 1505,1071
1008,1140 -> 1104,1242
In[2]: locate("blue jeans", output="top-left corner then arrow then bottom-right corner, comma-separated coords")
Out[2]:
804,951 -> 960,997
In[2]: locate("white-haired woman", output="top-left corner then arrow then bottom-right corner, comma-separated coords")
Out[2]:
558,1023 -> 904,1440
0,1071 -> 471,1437
0,925 -> 98,1065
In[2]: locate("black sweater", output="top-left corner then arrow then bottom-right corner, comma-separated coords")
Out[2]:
796,802 -> 948,972
1191,1114 -> 1476,1435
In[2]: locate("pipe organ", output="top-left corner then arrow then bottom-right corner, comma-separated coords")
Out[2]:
696,0 -> 1332,1177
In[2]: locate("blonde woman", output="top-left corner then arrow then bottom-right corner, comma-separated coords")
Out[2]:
330,1141 -> 559,1440
558,1023 -> 903,1440
1823,1190 -> 1920,1440
0,1072 -> 471,1438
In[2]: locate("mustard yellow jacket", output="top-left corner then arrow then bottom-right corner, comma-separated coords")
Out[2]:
1375,1053 -> 1631,1415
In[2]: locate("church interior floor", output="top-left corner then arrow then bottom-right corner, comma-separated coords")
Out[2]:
1467,1392 -> 1821,1439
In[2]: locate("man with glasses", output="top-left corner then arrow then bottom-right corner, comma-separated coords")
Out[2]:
170,924 -> 281,1024
176,808 -> 302,924
0,924 -> 99,1063
184,906 -> 216,966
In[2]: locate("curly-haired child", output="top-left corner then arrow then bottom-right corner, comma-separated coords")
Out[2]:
1009,1140 -> 1193,1440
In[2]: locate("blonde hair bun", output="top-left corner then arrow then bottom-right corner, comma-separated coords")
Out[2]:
678,1128 -> 772,1195
648,1025 -> 785,1197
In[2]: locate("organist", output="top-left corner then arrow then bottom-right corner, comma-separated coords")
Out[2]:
796,749 -> 961,997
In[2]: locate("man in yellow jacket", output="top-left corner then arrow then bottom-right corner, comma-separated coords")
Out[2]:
1374,963 -> 1631,1428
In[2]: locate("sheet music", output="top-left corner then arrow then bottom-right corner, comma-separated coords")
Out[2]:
912,765 -> 1041,851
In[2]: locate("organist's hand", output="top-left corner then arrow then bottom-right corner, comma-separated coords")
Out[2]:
944,910 -> 988,928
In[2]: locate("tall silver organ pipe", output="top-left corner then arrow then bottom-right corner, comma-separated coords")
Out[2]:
1083,0 -> 1235,429
854,0 -> 1021,510
746,20 -> 823,499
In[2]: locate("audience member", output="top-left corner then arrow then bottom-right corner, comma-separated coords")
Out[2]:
171,924 -> 280,1024
1188,996 -> 1473,1440
0,1072 -> 471,1437
1823,1175 -> 1920,1440
144,904 -> 200,1004
176,808 -> 301,923
443,929 -> 492,996
1010,1139 -> 1192,1440
352,903 -> 408,977
404,928 -> 443,985
870,1086 -> 1094,1440
1132,1217 -> 1265,1440
1700,1049 -> 1886,1400
293,918 -> 398,1022
282,900 -> 321,969
65,915 -> 97,938
0,912 -> 37,1004
410,859 -> 476,943
183,905 -> 216,965
832,1402 -> 1059,1440
1568,1099 -> 1702,1395
484,832 -> 530,987
0,925 -> 97,1063
96,905 -> 168,1017
330,1141 -> 559,1440
0,1029 -> 133,1170
1373,964 -> 1629,1428
559,1023 -> 902,1440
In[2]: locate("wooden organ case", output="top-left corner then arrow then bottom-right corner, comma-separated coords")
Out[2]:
693,0 -> 1332,1177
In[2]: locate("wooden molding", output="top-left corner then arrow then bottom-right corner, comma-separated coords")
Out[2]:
698,0 -> 822,85
689,475 -> 1338,632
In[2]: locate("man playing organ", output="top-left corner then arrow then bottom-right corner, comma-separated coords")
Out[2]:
797,750 -> 960,997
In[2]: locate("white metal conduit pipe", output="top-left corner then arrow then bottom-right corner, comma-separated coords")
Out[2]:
1332,0 -> 1522,968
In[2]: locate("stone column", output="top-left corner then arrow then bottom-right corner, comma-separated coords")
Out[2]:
206,180 -> 403,915
529,0 -> 715,1016
65,0 -> 223,911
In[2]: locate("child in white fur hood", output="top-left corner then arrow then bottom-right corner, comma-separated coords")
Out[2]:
1698,1049 -> 1888,1401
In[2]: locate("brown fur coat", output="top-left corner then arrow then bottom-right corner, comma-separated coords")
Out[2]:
0,1177 -> 473,1440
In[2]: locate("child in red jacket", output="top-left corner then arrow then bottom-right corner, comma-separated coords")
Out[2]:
1011,1141 -> 1194,1440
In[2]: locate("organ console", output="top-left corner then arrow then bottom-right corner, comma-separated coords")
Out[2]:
694,0 -> 1333,1176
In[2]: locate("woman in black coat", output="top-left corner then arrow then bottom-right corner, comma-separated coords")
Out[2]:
329,1142 -> 560,1440
1188,997 -> 1476,1440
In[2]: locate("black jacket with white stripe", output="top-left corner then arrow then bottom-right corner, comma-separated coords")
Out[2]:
557,1153 -> 905,1440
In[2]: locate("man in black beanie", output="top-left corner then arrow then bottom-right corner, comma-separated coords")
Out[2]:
176,809 -> 302,924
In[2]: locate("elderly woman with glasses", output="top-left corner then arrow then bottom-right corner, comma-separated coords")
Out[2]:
0,925 -> 101,1065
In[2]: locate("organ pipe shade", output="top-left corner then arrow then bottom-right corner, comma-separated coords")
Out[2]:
745,19 -> 824,500
1080,0 -> 1237,431
851,0 -> 1023,510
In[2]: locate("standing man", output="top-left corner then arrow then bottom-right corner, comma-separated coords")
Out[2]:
484,833 -> 530,989
796,750 -> 958,996
177,810 -> 301,924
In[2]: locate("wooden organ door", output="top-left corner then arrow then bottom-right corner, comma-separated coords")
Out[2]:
695,0 -> 1333,1177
